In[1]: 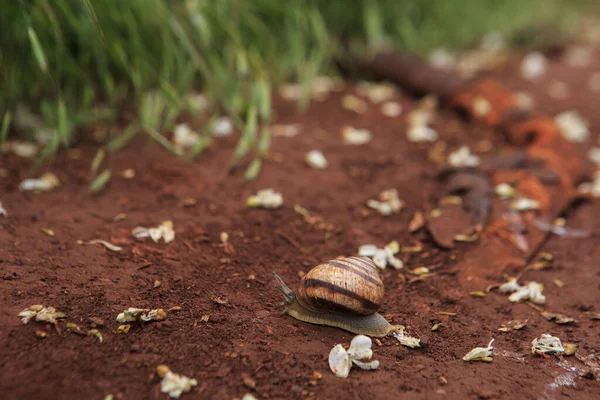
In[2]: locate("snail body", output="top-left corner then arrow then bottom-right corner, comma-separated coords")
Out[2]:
272,256 -> 398,337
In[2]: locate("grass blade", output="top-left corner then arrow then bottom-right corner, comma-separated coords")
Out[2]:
245,157 -> 262,181
90,149 -> 105,176
89,169 -> 111,193
27,27 -> 48,73
1,112 -> 12,144
107,123 -> 139,152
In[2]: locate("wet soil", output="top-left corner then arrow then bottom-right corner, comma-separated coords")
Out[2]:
1,49 -> 599,400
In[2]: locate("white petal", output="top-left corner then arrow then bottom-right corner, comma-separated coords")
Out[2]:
160,371 -> 198,398
498,278 -> 521,293
407,125 -> 438,142
160,221 -> 175,243
213,117 -> 233,137
132,227 -> 150,239
342,126 -> 372,145
328,344 -> 351,378
387,254 -> 404,269
372,250 -> 388,269
532,334 -> 564,354
358,244 -> 378,257
352,359 -> 380,370
148,227 -> 163,243
555,111 -> 589,143
520,52 -> 547,81
305,150 -> 328,169
463,339 -> 494,361
347,335 -> 373,360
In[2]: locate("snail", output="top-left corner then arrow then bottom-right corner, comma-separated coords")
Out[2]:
272,256 -> 399,337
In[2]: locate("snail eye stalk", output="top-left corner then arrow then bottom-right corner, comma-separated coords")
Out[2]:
272,271 -> 296,304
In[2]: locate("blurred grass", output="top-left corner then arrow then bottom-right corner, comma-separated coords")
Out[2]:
0,0 -> 593,181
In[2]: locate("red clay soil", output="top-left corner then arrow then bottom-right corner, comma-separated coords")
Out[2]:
1,50 -> 600,400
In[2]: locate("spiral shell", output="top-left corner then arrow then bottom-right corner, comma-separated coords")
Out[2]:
297,256 -> 384,316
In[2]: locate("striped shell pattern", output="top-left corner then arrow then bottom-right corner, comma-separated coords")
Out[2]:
297,256 -> 384,316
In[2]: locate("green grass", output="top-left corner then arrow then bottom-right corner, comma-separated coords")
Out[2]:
0,0 -> 592,183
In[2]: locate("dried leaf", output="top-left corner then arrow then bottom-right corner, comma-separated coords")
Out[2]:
498,319 -> 528,332
88,329 -> 103,343
409,211 -> 425,232
541,312 -> 576,325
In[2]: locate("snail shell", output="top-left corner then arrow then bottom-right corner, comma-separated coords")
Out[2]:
297,256 -> 384,316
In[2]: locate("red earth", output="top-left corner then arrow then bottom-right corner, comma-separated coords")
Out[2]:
1,45 -> 599,400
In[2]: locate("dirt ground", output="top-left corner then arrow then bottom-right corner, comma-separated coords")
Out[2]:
1,46 -> 600,400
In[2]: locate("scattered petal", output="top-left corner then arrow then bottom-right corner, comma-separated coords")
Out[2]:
122,169 -> 136,179
3,141 -> 39,158
342,126 -> 372,145
555,111 -> 589,143
391,327 -> 421,348
0,201 -> 6,217
19,172 -> 60,192
304,150 -> 328,169
366,189 -> 405,216
347,335 -> 373,360
356,82 -> 397,103
381,101 -> 402,117
564,46 -> 592,67
407,125 -> 438,142
588,147 -> 600,166
358,242 -> 403,270
510,198 -> 540,212
448,146 -> 480,167
272,124 -> 300,138
19,305 -> 66,324
173,124 -> 201,148
157,365 -> 198,399
329,335 -> 380,378
186,93 -> 207,112
463,339 -> 494,362
495,183 -> 517,199
328,344 -> 351,378
247,189 -> 283,209
508,282 -> 546,304
428,48 -> 456,69
132,220 -> 175,243
498,278 -> 521,293
532,334 -> 564,355
473,97 -> 491,118
341,94 -> 368,114
520,52 -> 547,81
116,307 -> 166,323
212,117 -> 233,137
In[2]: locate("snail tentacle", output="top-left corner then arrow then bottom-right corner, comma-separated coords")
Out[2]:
272,271 -> 296,304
